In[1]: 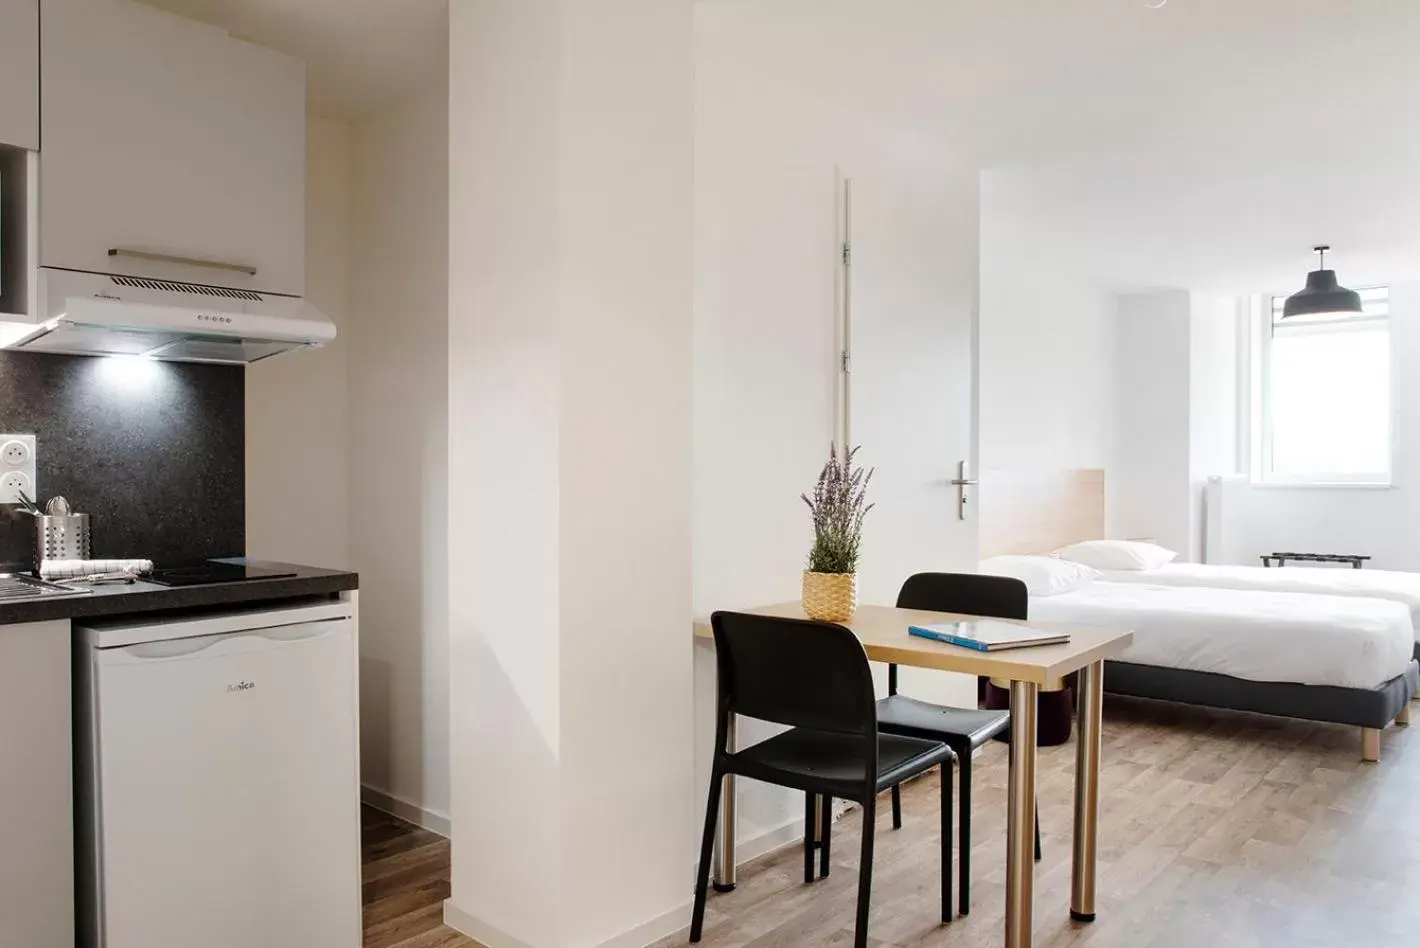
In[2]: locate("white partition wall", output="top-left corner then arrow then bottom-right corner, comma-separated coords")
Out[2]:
446,2 -> 695,946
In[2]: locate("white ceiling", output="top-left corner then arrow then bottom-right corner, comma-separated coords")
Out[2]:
984,119 -> 1420,295
705,0 -> 1420,292
703,0 -> 1418,163
140,0 -> 447,117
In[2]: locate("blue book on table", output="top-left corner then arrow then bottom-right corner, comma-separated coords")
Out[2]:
908,620 -> 1069,652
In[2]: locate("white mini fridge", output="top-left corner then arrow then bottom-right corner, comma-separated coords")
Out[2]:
74,597 -> 362,948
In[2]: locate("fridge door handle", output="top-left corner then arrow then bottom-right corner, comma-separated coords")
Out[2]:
113,621 -> 349,662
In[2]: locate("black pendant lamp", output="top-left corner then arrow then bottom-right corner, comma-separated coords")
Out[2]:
1282,245 -> 1363,319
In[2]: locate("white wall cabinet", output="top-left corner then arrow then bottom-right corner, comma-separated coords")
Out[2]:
40,0 -> 306,295
0,0 -> 39,150
0,621 -> 73,948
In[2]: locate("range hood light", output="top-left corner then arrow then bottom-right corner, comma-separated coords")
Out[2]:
9,269 -> 338,366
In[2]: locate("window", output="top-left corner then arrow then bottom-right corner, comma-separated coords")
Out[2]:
1254,286 -> 1392,485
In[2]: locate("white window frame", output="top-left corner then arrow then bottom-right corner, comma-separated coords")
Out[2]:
1247,287 -> 1398,488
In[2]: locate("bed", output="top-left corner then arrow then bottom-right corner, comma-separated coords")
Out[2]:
1029,581 -> 1415,691
1089,561 -> 1420,640
978,469 -> 1419,760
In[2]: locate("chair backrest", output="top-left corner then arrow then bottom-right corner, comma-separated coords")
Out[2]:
896,572 -> 1028,620
891,572 -> 1029,695
710,611 -> 877,737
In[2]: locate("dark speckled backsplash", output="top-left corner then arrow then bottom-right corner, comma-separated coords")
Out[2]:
0,351 -> 243,568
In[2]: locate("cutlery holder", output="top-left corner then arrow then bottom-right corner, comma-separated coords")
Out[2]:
36,514 -> 91,566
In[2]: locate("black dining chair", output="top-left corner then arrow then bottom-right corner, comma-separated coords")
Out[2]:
691,611 -> 956,948
807,572 -> 1040,918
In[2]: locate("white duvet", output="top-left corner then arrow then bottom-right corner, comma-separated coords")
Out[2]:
1097,563 -> 1420,636
1030,582 -> 1415,689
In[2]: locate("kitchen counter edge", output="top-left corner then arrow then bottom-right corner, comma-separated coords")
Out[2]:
0,562 -> 358,626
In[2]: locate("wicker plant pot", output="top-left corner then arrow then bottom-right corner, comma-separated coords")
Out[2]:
802,571 -> 857,622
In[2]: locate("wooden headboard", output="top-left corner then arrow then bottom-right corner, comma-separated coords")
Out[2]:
978,469 -> 1105,557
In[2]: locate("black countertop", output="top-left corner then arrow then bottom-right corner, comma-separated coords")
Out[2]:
0,559 -> 358,626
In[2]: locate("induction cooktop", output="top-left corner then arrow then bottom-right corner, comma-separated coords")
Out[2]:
146,562 -> 298,587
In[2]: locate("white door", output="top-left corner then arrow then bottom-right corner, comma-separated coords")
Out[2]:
846,169 -> 980,705
95,621 -> 360,948
0,0 -> 38,149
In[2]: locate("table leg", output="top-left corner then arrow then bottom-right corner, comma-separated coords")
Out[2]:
1071,661 -> 1103,922
1006,680 -> 1038,948
712,714 -> 738,891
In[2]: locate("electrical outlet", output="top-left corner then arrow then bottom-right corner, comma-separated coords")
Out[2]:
0,435 -> 37,505
0,471 -> 33,505
1,440 -> 30,467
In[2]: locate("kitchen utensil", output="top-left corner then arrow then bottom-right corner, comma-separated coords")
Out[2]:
45,496 -> 72,516
36,513 -> 91,566
64,573 -> 137,586
15,489 -> 40,515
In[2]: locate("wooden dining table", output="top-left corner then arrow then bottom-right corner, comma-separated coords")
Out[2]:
693,602 -> 1133,948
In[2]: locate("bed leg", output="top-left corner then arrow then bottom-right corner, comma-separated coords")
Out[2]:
1397,706 -> 1411,726
1362,728 -> 1382,763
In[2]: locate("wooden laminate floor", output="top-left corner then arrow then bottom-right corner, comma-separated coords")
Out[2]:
367,698 -> 1419,948
663,696 -> 1420,948
362,807 -> 480,948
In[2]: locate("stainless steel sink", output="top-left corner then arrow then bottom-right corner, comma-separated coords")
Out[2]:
0,574 -> 91,602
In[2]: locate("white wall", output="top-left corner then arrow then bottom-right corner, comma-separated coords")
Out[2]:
979,176 -> 1114,474
446,4 -> 564,941
446,3 -> 694,946
1188,293 -> 1240,560
694,19 -> 979,864
556,1 -> 694,941
246,118 -> 351,569
347,86 -> 450,829
1107,289 -> 1240,561
1108,290 -> 1194,555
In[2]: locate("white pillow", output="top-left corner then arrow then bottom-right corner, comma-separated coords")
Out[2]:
977,555 -> 1100,597
1055,540 -> 1177,571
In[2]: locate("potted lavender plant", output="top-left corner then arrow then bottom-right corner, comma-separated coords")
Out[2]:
801,444 -> 874,622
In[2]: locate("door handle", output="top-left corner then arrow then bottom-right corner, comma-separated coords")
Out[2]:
953,462 -> 975,521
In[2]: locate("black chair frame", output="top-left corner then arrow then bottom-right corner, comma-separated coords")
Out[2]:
691,611 -> 955,948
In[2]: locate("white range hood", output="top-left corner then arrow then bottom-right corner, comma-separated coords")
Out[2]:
2,268 -> 337,365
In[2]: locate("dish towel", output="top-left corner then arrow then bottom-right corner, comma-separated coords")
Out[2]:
40,559 -> 154,581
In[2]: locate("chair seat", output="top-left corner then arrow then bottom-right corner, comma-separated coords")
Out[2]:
876,695 -> 1011,753
731,728 -> 954,802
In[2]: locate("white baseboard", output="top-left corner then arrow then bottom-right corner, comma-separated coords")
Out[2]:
593,900 -> 692,948
443,901 -> 537,948
443,898 -> 691,948
361,784 -> 451,838
733,814 -> 808,866
439,818 -> 804,948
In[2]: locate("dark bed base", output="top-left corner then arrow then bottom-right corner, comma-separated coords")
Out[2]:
1104,659 -> 1420,762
